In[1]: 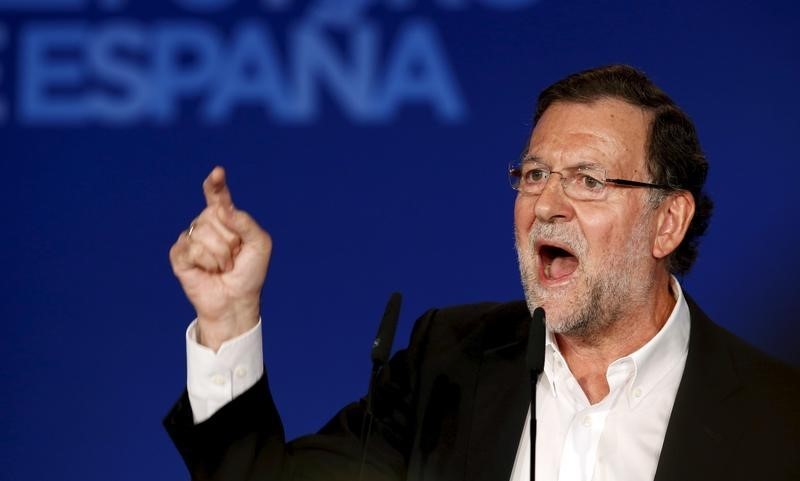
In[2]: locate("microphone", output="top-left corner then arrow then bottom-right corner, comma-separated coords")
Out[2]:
527,307 -> 546,374
371,292 -> 403,366
527,307 -> 546,481
358,292 -> 403,481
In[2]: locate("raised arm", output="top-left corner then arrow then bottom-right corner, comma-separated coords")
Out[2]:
165,168 -> 412,481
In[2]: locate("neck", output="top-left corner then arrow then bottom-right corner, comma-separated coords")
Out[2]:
554,272 -> 676,404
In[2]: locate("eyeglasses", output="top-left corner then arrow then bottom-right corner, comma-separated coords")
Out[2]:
508,160 -> 675,201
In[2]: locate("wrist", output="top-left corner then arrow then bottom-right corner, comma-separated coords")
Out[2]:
196,302 -> 260,352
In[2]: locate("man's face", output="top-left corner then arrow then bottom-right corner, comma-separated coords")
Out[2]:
515,98 -> 661,337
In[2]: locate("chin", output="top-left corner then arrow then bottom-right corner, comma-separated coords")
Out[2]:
524,281 -> 584,329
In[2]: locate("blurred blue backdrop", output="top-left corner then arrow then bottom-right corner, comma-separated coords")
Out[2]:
2,0 -> 798,480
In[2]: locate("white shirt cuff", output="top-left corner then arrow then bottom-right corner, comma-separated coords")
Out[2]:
185,319 -> 264,424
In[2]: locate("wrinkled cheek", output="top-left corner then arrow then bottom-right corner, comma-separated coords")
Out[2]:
514,196 -> 535,238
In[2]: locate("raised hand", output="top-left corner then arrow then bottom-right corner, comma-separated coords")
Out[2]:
169,167 -> 272,351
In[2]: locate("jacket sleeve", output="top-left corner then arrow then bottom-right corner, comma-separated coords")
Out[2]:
163,308 -> 438,481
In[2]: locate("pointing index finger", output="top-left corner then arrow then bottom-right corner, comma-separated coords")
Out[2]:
203,166 -> 234,208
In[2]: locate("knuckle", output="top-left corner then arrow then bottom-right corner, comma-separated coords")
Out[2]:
169,244 -> 180,263
198,252 -> 216,270
206,242 -> 228,257
226,233 -> 242,249
187,242 -> 204,260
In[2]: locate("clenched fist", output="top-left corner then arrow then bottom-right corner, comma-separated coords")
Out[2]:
169,167 -> 272,352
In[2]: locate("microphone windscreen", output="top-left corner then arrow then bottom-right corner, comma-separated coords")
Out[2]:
526,307 -> 546,373
371,292 -> 403,364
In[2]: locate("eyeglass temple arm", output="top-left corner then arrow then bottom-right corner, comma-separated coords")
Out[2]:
605,178 -> 674,190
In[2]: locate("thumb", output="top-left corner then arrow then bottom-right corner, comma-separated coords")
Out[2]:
218,205 -> 270,245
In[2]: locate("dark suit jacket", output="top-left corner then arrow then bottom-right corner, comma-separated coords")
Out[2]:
165,298 -> 800,481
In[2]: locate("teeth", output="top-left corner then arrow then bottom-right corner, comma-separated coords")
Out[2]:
544,264 -> 551,278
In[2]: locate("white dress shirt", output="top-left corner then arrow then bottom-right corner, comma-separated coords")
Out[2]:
185,278 -> 690,480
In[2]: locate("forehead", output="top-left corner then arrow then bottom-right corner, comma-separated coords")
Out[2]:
526,98 -> 651,175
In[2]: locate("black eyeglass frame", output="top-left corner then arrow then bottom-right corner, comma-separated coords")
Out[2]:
507,162 -> 676,194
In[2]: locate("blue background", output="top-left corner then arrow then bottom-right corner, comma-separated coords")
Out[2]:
2,1 -> 799,480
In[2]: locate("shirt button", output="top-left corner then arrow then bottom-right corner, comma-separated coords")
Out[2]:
582,416 -> 592,428
211,374 -> 226,386
633,387 -> 642,398
235,366 -> 248,378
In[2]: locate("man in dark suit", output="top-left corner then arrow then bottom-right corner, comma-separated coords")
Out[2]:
165,65 -> 800,480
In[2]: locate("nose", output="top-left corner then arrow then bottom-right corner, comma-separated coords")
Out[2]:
533,175 -> 575,223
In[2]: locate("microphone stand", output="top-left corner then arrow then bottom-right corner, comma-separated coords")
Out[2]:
358,292 -> 402,481
526,307 -> 546,481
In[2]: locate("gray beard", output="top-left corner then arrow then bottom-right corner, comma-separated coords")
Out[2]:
516,220 -> 652,341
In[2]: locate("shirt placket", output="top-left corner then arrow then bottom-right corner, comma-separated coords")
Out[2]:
556,359 -> 635,481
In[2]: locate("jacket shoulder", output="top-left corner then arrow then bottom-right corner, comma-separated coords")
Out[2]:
688,297 -> 800,391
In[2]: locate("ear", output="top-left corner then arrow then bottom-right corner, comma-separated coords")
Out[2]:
652,191 -> 695,260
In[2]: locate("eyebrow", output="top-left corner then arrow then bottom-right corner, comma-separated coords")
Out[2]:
573,161 -> 605,171
520,156 -> 604,171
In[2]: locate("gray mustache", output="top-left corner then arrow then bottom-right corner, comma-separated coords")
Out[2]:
527,223 -> 587,259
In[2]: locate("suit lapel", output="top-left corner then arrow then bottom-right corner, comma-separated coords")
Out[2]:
654,298 -> 744,481
463,303 -> 531,481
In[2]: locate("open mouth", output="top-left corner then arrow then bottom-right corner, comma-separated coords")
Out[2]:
536,242 -> 579,282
